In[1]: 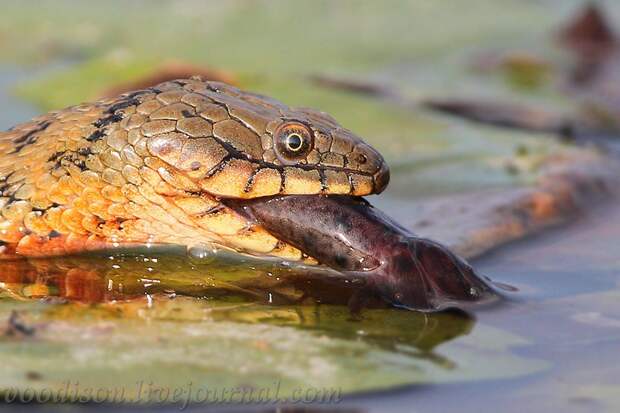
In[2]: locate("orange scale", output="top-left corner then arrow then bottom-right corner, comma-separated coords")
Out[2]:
61,209 -> 88,235
0,221 -> 25,243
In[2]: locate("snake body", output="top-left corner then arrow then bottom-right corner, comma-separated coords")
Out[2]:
0,77 -> 389,263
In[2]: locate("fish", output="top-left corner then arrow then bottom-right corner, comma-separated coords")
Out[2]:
227,195 -> 498,311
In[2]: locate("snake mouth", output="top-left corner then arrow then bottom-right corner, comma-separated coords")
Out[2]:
307,163 -> 388,195
286,161 -> 390,196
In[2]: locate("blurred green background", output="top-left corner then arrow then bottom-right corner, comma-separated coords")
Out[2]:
1,0 -> 607,199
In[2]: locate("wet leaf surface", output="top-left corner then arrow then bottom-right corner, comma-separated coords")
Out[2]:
0,289 -> 546,401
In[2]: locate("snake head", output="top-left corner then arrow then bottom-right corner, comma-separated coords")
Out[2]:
146,79 -> 389,199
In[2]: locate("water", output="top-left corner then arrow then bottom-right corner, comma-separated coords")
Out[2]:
0,65 -> 40,129
355,200 -> 620,413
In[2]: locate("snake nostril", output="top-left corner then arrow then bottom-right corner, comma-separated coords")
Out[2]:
356,153 -> 368,164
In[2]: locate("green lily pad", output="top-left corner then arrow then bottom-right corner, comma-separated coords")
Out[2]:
0,253 -> 547,404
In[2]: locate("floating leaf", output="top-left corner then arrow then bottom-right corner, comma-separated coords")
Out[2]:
0,291 -> 547,403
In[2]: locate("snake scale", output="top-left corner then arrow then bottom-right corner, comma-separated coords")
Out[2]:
0,77 -> 390,263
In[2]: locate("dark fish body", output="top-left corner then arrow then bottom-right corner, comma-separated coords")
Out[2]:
228,195 -> 497,311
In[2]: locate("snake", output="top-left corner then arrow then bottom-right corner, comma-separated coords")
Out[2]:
0,77 -> 390,263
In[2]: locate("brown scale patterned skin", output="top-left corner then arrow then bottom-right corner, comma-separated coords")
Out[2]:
0,77 -> 389,262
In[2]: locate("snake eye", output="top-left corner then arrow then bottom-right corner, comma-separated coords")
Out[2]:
274,122 -> 313,163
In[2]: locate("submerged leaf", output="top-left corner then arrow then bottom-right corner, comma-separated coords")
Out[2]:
0,296 -> 546,402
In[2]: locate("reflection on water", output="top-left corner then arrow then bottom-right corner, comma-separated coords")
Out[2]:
0,248 -> 371,306
0,249 -> 488,399
0,248 -> 474,354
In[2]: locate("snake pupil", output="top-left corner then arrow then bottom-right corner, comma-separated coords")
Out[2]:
286,133 -> 303,152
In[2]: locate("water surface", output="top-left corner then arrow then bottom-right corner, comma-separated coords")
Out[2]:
354,200 -> 620,412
